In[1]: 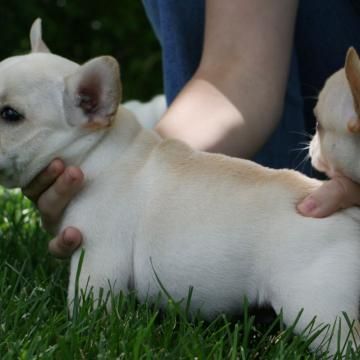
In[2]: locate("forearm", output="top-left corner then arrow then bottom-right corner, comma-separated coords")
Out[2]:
156,0 -> 298,157
156,71 -> 282,157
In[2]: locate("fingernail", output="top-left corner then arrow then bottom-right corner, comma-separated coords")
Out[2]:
298,197 -> 318,215
48,162 -> 60,176
63,230 -> 75,248
65,170 -> 77,183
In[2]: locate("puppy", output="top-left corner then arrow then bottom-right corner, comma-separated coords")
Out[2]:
310,47 -> 360,183
1,19 -> 359,355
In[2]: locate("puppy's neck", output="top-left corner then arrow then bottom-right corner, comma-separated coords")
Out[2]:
75,106 -> 161,181
19,105 -> 160,188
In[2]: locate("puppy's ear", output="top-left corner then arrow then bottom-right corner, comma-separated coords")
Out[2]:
64,56 -> 122,129
345,48 -> 360,133
30,18 -> 51,53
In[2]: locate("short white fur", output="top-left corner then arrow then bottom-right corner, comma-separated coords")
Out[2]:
0,20 -> 359,355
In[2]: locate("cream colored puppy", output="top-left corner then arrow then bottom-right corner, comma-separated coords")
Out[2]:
0,20 -> 359,355
310,47 -> 360,183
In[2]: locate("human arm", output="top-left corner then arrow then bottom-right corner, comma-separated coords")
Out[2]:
156,0 -> 299,156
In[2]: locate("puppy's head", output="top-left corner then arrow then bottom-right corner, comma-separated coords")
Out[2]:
310,47 -> 360,183
0,19 -> 122,188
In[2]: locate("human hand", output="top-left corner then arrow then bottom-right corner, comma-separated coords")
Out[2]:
297,176 -> 360,217
22,159 -> 84,258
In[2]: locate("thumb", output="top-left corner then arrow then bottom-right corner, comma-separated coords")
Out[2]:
48,227 -> 83,258
297,177 -> 360,218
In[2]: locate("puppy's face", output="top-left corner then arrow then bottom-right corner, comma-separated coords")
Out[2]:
0,53 -> 78,187
0,19 -> 121,188
310,48 -> 360,183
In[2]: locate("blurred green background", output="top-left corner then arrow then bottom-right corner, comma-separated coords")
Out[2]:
1,0 -> 163,101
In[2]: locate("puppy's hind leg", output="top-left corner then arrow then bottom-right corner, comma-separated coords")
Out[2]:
270,266 -> 360,356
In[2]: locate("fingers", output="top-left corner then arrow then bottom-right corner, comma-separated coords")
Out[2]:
37,166 -> 84,233
48,227 -> 83,258
297,177 -> 360,218
23,159 -> 65,202
22,159 -> 84,257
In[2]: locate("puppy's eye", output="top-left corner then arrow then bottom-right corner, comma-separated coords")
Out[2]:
0,106 -> 24,122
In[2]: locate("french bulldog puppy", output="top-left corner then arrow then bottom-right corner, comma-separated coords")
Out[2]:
1,19 -> 359,355
310,47 -> 360,183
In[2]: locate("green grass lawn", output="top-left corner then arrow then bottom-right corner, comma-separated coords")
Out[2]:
0,189 -> 358,359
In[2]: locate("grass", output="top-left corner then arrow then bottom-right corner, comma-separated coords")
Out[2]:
0,189 -> 359,359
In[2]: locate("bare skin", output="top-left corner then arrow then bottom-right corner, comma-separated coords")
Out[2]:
22,0 -> 360,257
22,160 -> 84,258
297,177 -> 360,217
156,0 -> 297,156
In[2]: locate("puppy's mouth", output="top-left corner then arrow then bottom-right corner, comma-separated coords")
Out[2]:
0,170 -> 19,188
0,155 -> 23,188
311,156 -> 328,173
309,133 -> 341,178
309,135 -> 327,173
311,155 -> 344,179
